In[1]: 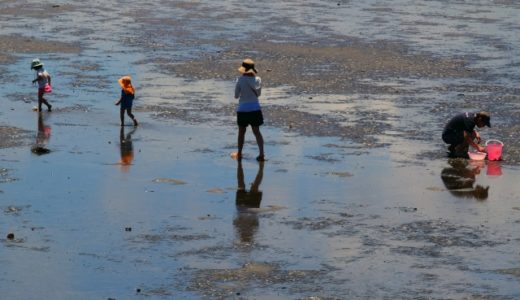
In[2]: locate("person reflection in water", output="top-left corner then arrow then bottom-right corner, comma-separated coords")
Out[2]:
31,112 -> 51,155
233,160 -> 264,245
119,126 -> 136,172
441,159 -> 489,200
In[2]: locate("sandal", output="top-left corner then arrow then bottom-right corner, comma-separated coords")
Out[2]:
256,155 -> 265,162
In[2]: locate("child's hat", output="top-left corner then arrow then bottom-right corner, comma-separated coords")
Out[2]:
118,76 -> 132,87
238,58 -> 257,74
30,58 -> 43,69
118,76 -> 135,94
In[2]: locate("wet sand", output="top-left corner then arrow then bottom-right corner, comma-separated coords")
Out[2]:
1,1 -> 520,299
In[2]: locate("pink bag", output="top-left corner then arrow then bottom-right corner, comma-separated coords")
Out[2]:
43,83 -> 52,93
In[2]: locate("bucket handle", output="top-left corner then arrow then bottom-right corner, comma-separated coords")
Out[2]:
485,139 -> 503,146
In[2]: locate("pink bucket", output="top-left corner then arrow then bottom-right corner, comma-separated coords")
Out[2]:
486,139 -> 503,161
43,83 -> 52,93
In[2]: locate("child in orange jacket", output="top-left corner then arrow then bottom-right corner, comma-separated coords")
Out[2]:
115,76 -> 138,126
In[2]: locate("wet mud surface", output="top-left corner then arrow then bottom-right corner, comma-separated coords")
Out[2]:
135,3 -> 520,162
0,126 -> 31,149
1,1 -> 520,299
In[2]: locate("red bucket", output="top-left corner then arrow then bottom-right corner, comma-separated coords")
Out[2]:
485,139 -> 503,161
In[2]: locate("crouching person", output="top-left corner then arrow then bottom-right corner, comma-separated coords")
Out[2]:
442,111 -> 491,158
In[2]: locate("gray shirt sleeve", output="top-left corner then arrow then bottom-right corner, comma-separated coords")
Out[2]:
255,76 -> 261,97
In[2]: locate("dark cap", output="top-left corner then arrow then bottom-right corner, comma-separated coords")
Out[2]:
477,111 -> 491,127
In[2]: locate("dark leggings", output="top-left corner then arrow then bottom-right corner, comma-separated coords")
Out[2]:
120,108 -> 136,124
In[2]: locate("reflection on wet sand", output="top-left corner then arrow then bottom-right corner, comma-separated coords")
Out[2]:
486,161 -> 503,177
31,113 -> 51,155
233,161 -> 264,244
441,159 -> 489,200
119,126 -> 136,172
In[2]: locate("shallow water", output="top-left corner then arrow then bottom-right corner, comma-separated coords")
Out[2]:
1,111 -> 519,299
1,1 -> 520,299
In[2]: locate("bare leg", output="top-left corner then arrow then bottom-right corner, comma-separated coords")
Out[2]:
127,108 -> 138,126
38,90 -> 51,111
237,126 -> 247,159
251,126 -> 264,160
42,97 -> 52,111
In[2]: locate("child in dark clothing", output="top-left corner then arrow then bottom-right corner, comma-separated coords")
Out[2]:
115,76 -> 138,126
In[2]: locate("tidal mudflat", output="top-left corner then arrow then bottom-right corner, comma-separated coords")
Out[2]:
1,1 -> 519,299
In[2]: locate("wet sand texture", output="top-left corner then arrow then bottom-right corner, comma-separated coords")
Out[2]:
1,1 -> 520,299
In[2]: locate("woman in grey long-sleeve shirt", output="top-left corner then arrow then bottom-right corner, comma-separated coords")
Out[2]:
234,58 -> 265,161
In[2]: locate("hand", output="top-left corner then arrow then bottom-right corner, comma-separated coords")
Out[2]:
477,145 -> 486,153
474,130 -> 481,144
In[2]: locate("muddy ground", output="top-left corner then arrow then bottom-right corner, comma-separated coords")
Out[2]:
1,1 -> 520,300
1,2 -> 519,162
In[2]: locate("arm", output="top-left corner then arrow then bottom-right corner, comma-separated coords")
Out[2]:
466,130 -> 485,152
474,130 -> 481,144
47,74 -> 51,86
115,96 -> 122,106
255,77 -> 262,97
32,74 -> 43,84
